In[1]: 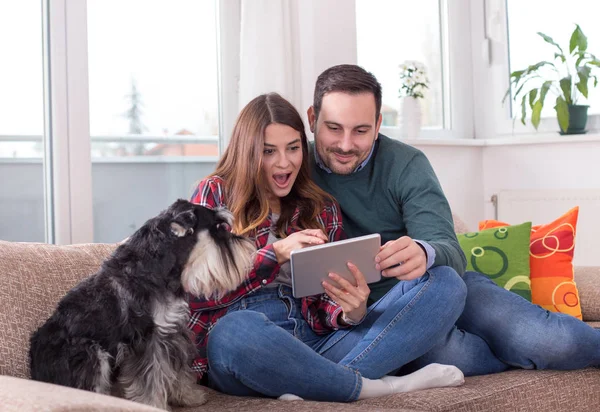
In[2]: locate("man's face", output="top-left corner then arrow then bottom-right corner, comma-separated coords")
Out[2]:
308,92 -> 382,175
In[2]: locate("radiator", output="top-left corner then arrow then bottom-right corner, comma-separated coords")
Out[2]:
494,189 -> 600,266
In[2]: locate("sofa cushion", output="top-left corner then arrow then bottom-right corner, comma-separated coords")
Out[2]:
0,240 -> 116,379
453,213 -> 470,234
479,207 -> 582,319
0,375 -> 162,411
457,222 -> 533,300
576,267 -> 600,321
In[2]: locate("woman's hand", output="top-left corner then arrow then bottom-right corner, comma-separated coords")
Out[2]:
322,262 -> 370,325
272,229 -> 328,264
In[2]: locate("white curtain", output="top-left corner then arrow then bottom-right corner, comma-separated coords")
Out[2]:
238,0 -> 301,110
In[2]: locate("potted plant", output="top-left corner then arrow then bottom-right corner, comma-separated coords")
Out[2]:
504,24 -> 600,134
399,61 -> 429,138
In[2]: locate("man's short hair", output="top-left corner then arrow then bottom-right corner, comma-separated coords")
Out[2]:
313,64 -> 382,121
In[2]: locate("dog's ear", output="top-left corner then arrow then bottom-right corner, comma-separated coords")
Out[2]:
170,209 -> 196,237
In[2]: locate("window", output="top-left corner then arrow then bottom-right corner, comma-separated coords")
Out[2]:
86,0 -> 220,242
0,1 -> 47,242
356,0 -> 447,132
507,0 -> 600,119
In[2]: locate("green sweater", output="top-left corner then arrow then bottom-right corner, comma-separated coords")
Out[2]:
310,134 -> 466,304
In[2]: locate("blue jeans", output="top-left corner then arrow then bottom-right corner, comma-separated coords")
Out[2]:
206,266 -> 466,402
402,271 -> 600,376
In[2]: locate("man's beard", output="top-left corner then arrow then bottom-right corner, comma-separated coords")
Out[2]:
316,145 -> 361,175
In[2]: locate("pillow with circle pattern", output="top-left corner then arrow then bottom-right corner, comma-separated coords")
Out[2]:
479,207 -> 581,319
457,221 -> 533,301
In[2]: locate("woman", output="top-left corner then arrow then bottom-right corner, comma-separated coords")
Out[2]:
188,93 -> 465,402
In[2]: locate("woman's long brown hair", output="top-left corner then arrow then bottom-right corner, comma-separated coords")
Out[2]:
212,93 -> 334,238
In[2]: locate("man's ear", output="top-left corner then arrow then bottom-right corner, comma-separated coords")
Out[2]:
307,106 -> 316,133
375,113 -> 383,138
170,210 -> 196,237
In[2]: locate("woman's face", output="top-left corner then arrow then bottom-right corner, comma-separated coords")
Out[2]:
261,123 -> 303,210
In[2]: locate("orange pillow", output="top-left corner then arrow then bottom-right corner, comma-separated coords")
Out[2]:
479,207 -> 581,319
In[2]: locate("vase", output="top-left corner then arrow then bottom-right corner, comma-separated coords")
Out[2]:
400,97 -> 422,138
558,104 -> 588,135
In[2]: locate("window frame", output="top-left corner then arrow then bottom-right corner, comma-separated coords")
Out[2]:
471,0 -> 600,138
372,0 -> 475,140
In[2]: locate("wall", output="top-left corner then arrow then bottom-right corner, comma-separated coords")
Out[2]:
413,143 -> 484,231
482,139 -> 600,219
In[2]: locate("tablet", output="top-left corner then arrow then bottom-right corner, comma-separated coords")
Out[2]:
290,233 -> 381,298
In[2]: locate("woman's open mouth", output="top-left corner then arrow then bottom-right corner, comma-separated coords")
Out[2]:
273,173 -> 292,188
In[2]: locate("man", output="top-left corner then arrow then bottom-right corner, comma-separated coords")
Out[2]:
307,64 -> 600,375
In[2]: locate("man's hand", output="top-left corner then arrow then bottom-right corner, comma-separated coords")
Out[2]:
376,236 -> 427,281
322,262 -> 370,325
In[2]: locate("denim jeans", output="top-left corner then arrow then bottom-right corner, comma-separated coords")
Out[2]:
206,266 -> 466,402
402,271 -> 600,376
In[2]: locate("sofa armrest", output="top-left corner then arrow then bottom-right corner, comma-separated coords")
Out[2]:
575,266 -> 600,322
0,375 -> 162,412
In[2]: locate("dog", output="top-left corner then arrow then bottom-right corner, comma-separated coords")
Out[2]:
29,199 -> 255,410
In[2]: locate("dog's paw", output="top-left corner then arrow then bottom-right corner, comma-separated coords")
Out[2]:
278,393 -> 304,401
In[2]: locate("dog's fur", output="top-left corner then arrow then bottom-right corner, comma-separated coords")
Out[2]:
29,199 -> 255,409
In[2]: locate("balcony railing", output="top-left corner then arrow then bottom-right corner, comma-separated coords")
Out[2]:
0,134 -> 220,243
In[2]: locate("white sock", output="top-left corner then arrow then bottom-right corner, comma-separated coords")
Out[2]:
380,363 -> 464,393
358,377 -> 394,399
359,364 -> 464,400
278,393 -> 304,401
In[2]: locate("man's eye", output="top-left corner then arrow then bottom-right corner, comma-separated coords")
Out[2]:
357,129 -> 368,134
328,126 -> 339,131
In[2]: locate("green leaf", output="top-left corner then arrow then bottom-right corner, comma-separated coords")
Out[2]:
554,53 -> 566,63
559,76 -> 572,104
521,94 -> 527,125
569,24 -> 588,53
531,100 -> 543,129
588,59 -> 600,67
576,66 -> 591,98
538,32 -> 564,54
528,89 -> 538,109
555,96 -> 570,132
510,69 -> 526,79
540,80 -> 553,102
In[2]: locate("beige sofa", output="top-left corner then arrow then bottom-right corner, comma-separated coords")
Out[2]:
1,216 -> 599,411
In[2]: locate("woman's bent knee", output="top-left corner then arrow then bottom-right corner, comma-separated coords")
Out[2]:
207,311 -> 269,362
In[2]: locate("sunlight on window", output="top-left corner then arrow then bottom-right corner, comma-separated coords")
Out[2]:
507,0 -> 600,118
87,0 -> 219,157
356,0 -> 444,129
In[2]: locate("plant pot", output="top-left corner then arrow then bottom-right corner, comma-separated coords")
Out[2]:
400,97 -> 422,138
559,105 -> 589,135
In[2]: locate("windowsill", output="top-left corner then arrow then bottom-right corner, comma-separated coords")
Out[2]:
401,132 -> 600,147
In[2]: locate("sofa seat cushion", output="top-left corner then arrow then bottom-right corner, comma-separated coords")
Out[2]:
0,240 -> 116,379
0,375 -> 162,411
171,369 -> 600,411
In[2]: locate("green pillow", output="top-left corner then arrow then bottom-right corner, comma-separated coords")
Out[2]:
457,221 -> 532,301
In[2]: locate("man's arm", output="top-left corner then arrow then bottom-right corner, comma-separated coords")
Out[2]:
397,152 -> 466,275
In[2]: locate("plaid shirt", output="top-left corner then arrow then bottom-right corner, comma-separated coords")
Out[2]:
188,176 -> 347,382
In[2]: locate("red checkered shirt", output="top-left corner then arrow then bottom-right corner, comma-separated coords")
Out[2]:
188,176 -> 347,383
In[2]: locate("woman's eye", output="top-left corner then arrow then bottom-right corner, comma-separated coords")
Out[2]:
263,149 -> 274,155
289,146 -> 300,151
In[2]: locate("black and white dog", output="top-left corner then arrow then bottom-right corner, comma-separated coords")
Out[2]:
29,199 -> 255,410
